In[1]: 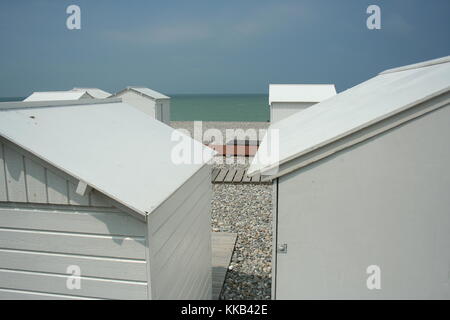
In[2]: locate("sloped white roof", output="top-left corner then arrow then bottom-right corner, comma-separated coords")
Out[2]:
249,56 -> 450,177
24,91 -> 93,102
0,99 -> 215,219
72,88 -> 112,99
115,87 -> 170,100
269,84 -> 336,104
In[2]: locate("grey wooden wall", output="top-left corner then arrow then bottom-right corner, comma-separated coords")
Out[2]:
0,139 -> 110,207
275,103 -> 450,299
0,138 -> 150,299
148,164 -> 212,300
0,203 -> 148,299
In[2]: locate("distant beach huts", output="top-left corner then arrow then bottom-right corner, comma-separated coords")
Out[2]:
71,87 -> 112,99
269,84 -> 336,122
249,56 -> 450,299
24,90 -> 95,101
113,87 -> 171,125
0,98 -> 215,299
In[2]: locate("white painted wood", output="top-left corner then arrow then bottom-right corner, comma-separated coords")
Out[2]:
46,170 -> 68,204
0,228 -> 146,259
0,249 -> 147,282
0,99 -> 215,217
71,88 -> 111,99
89,189 -> 112,207
0,269 -> 147,299
0,205 -> 146,236
269,84 -> 336,104
0,143 -> 7,201
24,157 -> 47,203
3,145 -> 27,202
0,138 -> 110,207
153,190 -> 210,273
270,102 -> 315,123
149,165 -> 210,233
24,91 -> 94,102
75,180 -> 90,196
114,87 -> 170,125
148,164 -> 212,300
0,288 -> 96,300
151,173 -> 210,256
68,181 -> 90,206
250,57 -> 450,176
275,104 -> 450,299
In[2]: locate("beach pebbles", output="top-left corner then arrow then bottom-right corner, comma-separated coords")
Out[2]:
212,179 -> 272,300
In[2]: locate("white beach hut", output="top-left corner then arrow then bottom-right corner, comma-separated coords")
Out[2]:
0,98 -> 215,300
71,87 -> 112,99
24,90 -> 94,102
113,87 -> 171,125
249,56 -> 450,299
269,84 -> 336,122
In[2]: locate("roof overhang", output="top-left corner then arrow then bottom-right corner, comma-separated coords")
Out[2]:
251,89 -> 450,180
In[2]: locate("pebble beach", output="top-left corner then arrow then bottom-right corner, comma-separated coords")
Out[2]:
172,121 -> 273,300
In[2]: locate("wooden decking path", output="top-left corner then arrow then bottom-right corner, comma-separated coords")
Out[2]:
211,168 -> 270,184
211,232 -> 237,300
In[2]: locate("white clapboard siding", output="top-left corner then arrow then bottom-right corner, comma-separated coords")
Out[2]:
23,158 -> 47,203
0,288 -> 96,300
151,171 -> 211,259
153,190 -> 210,272
0,269 -> 147,299
3,145 -> 27,202
169,214 -> 212,299
0,228 -> 146,259
0,203 -> 149,298
0,140 -> 111,207
68,181 -> 90,206
46,169 -> 69,204
0,144 -> 6,201
0,249 -> 147,282
0,205 -> 146,236
148,164 -> 212,300
149,164 -> 210,233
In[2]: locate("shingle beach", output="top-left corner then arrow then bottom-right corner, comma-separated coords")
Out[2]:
172,121 -> 272,299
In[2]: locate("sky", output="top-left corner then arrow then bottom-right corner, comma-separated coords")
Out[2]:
0,0 -> 449,97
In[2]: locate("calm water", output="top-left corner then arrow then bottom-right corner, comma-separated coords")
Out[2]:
0,94 -> 270,122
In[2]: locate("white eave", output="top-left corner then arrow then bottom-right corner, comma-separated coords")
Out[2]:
249,56 -> 450,178
269,84 -> 336,104
24,91 -> 94,101
0,98 -> 215,220
114,87 -> 170,100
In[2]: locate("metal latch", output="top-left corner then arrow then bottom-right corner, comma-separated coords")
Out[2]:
277,243 -> 287,254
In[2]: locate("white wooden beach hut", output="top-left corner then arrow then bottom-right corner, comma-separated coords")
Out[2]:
269,84 -> 336,122
71,87 -> 112,99
24,91 -> 94,101
113,87 -> 171,125
249,56 -> 450,299
0,98 -> 215,300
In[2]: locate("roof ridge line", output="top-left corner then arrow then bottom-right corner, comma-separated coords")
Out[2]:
380,56 -> 450,75
0,97 -> 122,110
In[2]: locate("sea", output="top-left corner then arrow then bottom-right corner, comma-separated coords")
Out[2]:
0,94 -> 270,122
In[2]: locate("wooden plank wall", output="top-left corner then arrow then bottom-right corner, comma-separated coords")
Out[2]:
0,204 -> 148,299
0,140 -> 111,207
148,164 -> 212,300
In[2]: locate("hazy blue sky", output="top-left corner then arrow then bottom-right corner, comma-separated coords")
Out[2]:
0,0 -> 449,96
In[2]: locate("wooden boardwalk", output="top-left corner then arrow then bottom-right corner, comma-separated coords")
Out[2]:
211,168 -> 270,184
211,232 -> 237,300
